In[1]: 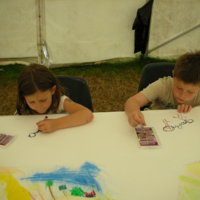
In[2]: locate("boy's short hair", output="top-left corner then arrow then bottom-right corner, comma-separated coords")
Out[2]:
174,51 -> 200,84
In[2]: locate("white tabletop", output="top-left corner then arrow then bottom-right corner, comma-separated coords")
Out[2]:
1,108 -> 200,200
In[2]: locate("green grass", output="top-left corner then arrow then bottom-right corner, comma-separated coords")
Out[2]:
0,56 -> 175,86
52,56 -> 175,77
0,64 -> 25,85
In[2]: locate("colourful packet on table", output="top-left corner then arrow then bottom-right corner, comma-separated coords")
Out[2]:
135,126 -> 160,148
0,133 -> 16,148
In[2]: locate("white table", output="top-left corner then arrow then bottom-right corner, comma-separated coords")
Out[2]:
1,108 -> 200,200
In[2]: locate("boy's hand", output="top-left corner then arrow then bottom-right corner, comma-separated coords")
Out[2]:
125,93 -> 149,128
128,111 -> 146,127
37,119 -> 57,133
177,104 -> 192,113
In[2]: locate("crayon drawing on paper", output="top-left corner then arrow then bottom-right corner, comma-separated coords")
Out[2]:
0,162 -> 115,200
178,161 -> 200,200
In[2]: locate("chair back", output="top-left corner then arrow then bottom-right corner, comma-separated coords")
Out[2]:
56,75 -> 93,111
138,62 -> 175,92
138,62 -> 175,110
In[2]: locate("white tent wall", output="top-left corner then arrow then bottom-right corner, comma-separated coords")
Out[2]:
0,0 -> 145,66
45,0 -> 144,65
1,1 -> 200,65
148,0 -> 200,58
0,0 -> 38,60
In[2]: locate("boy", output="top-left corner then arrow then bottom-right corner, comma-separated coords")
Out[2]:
125,51 -> 200,127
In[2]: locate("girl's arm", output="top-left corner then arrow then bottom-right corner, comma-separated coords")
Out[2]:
124,93 -> 150,127
37,99 -> 93,133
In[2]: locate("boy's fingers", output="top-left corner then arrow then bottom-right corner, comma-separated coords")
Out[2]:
141,120 -> 146,126
128,118 -> 137,127
128,111 -> 146,127
177,104 -> 182,112
134,113 -> 146,126
129,116 -> 138,127
136,112 -> 146,126
177,105 -> 180,112
184,105 -> 192,113
182,105 -> 188,113
178,104 -> 184,113
130,121 -> 137,127
182,104 -> 187,112
178,104 -> 192,113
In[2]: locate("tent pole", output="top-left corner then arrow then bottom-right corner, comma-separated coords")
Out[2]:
36,0 -> 50,66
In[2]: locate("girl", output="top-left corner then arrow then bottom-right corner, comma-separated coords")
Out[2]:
16,64 -> 93,133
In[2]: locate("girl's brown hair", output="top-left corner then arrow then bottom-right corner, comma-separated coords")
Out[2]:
16,64 -> 64,114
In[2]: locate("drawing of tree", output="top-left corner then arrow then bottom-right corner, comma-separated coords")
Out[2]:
46,180 -> 55,200
58,184 -> 67,196
70,187 -> 85,196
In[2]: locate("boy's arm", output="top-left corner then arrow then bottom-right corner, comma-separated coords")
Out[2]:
125,93 -> 150,127
37,99 -> 93,133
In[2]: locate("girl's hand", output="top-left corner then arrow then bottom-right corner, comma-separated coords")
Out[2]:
36,119 -> 57,133
128,110 -> 146,127
177,104 -> 192,113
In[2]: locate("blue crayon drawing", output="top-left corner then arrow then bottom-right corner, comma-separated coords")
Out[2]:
21,162 -> 102,192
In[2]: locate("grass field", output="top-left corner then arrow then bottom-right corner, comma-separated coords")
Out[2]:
0,56 -> 174,115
